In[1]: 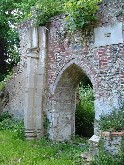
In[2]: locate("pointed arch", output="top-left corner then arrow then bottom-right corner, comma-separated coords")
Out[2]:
50,58 -> 100,97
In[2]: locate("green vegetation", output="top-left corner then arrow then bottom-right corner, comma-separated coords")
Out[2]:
64,0 -> 101,31
0,81 -> 6,91
98,107 -> 124,132
0,0 -> 101,81
0,109 -> 122,165
32,0 -> 65,26
0,0 -> 20,81
0,72 -> 13,90
0,111 -> 24,140
90,108 -> 124,165
0,111 -> 13,122
90,140 -> 124,165
0,111 -> 89,165
75,85 -> 94,137
18,0 -> 101,29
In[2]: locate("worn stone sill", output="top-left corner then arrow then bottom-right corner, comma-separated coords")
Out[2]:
101,131 -> 124,137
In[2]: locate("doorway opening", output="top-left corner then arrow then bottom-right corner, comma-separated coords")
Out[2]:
75,76 -> 94,138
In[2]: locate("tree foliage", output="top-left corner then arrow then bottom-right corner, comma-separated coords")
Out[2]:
0,0 -> 20,81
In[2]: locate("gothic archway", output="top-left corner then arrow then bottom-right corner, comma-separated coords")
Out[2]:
48,62 -> 95,141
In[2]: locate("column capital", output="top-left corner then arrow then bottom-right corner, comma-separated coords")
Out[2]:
27,47 -> 40,59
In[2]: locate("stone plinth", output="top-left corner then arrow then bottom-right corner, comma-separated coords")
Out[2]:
101,131 -> 124,155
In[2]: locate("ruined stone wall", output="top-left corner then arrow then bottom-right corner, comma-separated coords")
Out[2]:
2,0 -> 124,140
3,71 -> 25,118
2,21 -> 31,118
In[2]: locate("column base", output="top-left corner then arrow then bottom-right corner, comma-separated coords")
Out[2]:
25,129 -> 37,140
25,129 -> 43,140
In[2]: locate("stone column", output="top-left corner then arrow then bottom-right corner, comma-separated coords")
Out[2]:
24,47 -> 40,139
24,26 -> 47,139
24,26 -> 46,139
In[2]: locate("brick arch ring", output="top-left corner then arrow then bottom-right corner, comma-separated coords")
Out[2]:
50,57 -> 100,96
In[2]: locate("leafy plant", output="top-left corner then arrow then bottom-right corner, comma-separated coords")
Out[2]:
98,107 -> 124,132
28,0 -> 101,31
0,111 -> 25,139
34,0 -> 65,25
0,118 -> 24,139
43,113 -> 50,138
0,111 -> 13,122
64,0 -> 101,31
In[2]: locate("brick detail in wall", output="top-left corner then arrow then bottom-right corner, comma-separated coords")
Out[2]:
98,47 -> 108,71
121,72 -> 124,88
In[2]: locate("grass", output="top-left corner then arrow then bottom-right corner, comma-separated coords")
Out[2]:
1,106 -> 123,165
0,129 -> 89,165
0,112 -> 89,165
0,115 -> 123,165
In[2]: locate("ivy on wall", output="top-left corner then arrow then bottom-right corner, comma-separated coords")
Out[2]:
24,0 -> 102,31
64,0 -> 102,31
